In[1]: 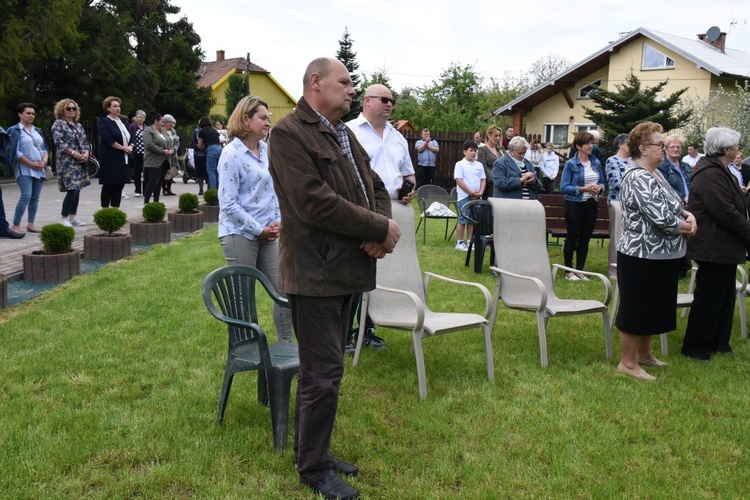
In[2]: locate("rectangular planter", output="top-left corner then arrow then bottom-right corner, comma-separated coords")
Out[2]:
84,234 -> 132,261
0,277 -> 7,308
130,221 -> 171,245
23,251 -> 81,283
201,204 -> 219,223
168,211 -> 204,232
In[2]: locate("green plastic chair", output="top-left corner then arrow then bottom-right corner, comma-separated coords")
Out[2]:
202,265 -> 299,451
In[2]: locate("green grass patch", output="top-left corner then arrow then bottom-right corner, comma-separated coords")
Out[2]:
2,208 -> 750,498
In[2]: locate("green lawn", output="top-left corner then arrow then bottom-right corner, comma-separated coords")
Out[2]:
2,209 -> 749,498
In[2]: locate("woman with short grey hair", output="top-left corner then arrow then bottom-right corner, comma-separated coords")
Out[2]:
682,127 -> 750,360
162,114 -> 178,196
128,110 -> 147,197
492,135 -> 539,199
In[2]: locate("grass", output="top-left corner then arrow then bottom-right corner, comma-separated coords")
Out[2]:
2,208 -> 750,498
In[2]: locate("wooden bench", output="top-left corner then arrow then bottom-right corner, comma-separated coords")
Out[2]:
537,194 -> 609,245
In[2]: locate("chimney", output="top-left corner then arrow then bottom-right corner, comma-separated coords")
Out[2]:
697,31 -> 727,53
216,50 -> 225,62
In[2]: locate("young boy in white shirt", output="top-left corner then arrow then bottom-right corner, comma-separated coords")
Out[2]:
454,140 -> 486,251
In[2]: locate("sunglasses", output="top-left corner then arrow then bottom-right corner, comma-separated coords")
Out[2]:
66,107 -> 78,112
367,95 -> 396,106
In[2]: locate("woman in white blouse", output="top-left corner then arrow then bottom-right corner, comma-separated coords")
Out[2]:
217,96 -> 292,342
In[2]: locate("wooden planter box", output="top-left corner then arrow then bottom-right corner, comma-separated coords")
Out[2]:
201,204 -> 219,223
168,211 -> 203,232
130,220 -> 171,245
0,276 -> 7,309
23,250 -> 81,283
84,234 -> 132,261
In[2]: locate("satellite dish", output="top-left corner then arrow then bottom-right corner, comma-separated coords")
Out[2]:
706,26 -> 721,42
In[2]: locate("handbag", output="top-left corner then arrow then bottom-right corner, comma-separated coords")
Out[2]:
43,165 -> 54,181
165,164 -> 179,181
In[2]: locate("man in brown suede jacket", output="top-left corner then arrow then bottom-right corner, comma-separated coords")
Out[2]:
269,57 -> 400,500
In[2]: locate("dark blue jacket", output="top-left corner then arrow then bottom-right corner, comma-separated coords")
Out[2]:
657,157 -> 691,201
97,116 -> 134,185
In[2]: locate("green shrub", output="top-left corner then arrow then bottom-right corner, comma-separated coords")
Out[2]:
142,202 -> 166,223
93,207 -> 127,236
40,224 -> 75,254
202,189 -> 219,206
178,193 -> 199,213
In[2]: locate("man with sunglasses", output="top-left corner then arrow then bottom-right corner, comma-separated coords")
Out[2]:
346,84 -> 416,353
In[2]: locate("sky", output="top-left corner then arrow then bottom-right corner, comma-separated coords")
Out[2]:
170,0 -> 750,100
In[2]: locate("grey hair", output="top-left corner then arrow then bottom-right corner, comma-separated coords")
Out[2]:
508,136 -> 530,152
135,109 -> 146,118
163,114 -> 176,124
590,130 -> 600,140
704,127 -> 741,156
613,133 -> 629,148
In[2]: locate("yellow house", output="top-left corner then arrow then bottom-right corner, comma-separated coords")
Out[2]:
495,27 -> 750,145
196,50 -> 297,124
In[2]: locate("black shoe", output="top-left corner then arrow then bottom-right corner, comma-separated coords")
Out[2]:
363,328 -> 388,350
0,228 -> 25,239
302,471 -> 358,500
330,455 -> 358,477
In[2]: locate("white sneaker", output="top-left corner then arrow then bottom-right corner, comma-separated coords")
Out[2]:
60,218 -> 73,227
455,241 -> 468,251
122,194 -> 130,200
70,219 -> 86,227
134,193 -> 142,197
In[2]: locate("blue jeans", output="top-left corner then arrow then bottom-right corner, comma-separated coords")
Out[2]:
206,144 -> 222,190
13,175 -> 43,226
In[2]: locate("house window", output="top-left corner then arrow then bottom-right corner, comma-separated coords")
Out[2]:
544,124 -> 569,146
576,124 -> 597,133
642,43 -> 675,70
578,79 -> 602,99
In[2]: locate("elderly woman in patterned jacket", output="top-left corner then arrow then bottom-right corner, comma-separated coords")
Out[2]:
615,122 -> 696,381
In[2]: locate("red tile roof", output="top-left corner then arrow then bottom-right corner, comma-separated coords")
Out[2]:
196,57 -> 269,88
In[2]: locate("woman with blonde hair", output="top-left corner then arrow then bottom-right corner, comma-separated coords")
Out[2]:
477,124 -> 504,198
51,98 -> 91,227
218,96 -> 292,342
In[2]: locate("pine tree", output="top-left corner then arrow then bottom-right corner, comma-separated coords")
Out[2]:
336,27 -> 362,121
583,71 -> 692,150
225,73 -> 248,117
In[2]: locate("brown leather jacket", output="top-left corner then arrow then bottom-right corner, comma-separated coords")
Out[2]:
687,155 -> 750,264
268,98 -> 392,296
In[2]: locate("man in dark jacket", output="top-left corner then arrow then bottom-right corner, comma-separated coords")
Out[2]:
269,57 -> 400,500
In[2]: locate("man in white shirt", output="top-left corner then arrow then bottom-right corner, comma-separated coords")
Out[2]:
345,84 -> 416,351
348,84 -> 416,202
682,143 -> 704,168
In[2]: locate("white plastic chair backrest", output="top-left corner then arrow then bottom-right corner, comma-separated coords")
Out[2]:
489,198 -> 554,304
610,200 -> 622,250
368,203 -> 426,323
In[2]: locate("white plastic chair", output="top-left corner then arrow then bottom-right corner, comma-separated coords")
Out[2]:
353,203 -> 494,399
488,198 -> 612,367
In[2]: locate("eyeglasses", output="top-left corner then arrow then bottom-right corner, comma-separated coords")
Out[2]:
367,95 -> 396,105
65,107 -> 77,112
646,142 -> 666,149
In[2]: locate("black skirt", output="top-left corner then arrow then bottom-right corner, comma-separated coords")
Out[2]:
615,252 -> 681,335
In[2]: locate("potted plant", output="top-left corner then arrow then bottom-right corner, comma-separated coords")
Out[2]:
130,202 -> 171,245
23,223 -> 80,282
84,207 -> 132,261
201,189 -> 220,223
168,192 -> 203,232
